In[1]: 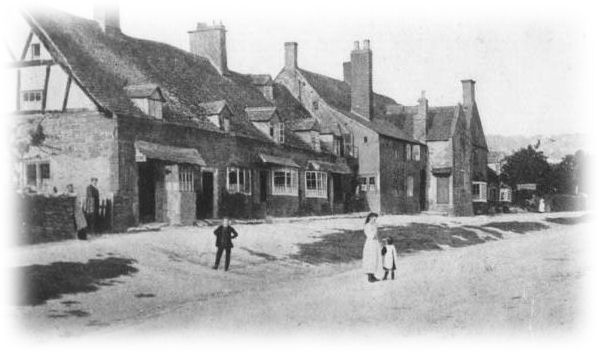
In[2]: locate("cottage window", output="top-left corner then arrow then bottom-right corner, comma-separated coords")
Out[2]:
407,176 -> 414,197
22,90 -> 43,110
305,171 -> 327,198
405,143 -> 412,160
31,43 -> 40,60
24,161 -> 50,190
499,188 -> 512,202
342,133 -> 354,157
368,176 -> 377,191
363,136 -> 368,144
358,177 -> 368,191
272,168 -> 298,196
227,167 -> 252,195
311,132 -> 320,151
412,145 -> 420,161
333,137 -> 341,156
472,182 -> 488,202
276,123 -> 285,144
179,165 -> 194,192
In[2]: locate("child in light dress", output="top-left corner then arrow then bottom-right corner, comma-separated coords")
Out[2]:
381,237 -> 399,280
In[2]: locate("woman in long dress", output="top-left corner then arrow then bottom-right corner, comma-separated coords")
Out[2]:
362,212 -> 381,282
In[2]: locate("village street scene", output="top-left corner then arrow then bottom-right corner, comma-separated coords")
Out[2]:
2,0 -> 594,344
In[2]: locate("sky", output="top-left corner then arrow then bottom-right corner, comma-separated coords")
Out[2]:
1,0 -> 595,137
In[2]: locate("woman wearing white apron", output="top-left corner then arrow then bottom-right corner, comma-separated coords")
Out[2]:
362,212 -> 381,282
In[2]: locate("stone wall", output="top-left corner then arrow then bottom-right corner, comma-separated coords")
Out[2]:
18,194 -> 77,244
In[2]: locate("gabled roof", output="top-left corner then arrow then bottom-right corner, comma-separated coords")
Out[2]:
23,7 -> 275,142
198,100 -> 229,115
124,83 -> 165,101
295,68 -> 420,143
426,106 -> 459,141
245,106 -> 277,122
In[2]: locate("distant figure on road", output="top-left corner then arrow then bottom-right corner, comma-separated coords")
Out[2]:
84,177 -> 100,234
381,237 -> 399,280
538,197 -> 546,213
64,184 -> 88,240
213,217 -> 238,271
362,212 -> 380,283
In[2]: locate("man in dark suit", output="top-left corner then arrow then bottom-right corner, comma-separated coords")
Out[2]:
83,177 -> 100,234
213,217 -> 238,271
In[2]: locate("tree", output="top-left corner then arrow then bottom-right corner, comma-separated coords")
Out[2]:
501,145 -> 552,194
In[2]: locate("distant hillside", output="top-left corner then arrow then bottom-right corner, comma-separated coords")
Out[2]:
486,134 -> 588,163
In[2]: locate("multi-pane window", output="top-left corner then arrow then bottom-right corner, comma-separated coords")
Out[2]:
24,161 -> 50,189
472,182 -> 488,202
407,176 -> 414,197
499,188 -> 512,202
22,90 -> 42,103
358,177 -> 368,191
277,123 -> 285,144
358,176 -> 376,192
405,143 -> 412,160
311,132 -> 320,151
333,137 -> 341,156
31,43 -> 41,59
412,145 -> 420,161
272,168 -> 298,196
368,176 -> 376,191
179,165 -> 194,192
305,171 -> 327,198
227,167 -> 252,195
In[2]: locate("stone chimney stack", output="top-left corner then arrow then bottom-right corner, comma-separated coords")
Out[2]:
461,79 -> 476,107
284,42 -> 298,70
189,22 -> 228,75
342,61 -> 351,84
93,3 -> 120,35
414,90 -> 428,142
350,39 -> 373,120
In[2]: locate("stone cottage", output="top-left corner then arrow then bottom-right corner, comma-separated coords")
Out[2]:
12,6 -> 354,231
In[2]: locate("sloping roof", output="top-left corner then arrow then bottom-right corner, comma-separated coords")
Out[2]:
245,106 -> 277,122
24,7 -> 277,142
296,68 -> 419,143
198,100 -> 228,115
259,153 -> 300,168
272,83 -> 319,131
426,106 -> 459,141
249,74 -> 273,86
124,83 -> 165,101
288,118 -> 320,132
135,140 -> 206,166
307,160 -> 352,174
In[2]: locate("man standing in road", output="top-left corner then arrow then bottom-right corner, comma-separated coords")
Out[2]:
212,217 -> 238,271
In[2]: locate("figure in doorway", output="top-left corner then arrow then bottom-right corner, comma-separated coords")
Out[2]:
83,177 -> 100,234
213,217 -> 238,271
64,184 -> 88,240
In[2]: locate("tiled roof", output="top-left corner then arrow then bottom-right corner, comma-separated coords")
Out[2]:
245,106 -> 277,122
296,68 -> 420,143
249,74 -> 273,86
124,83 -> 165,100
197,100 -> 228,115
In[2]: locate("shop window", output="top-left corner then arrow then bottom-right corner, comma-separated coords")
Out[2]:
305,171 -> 327,198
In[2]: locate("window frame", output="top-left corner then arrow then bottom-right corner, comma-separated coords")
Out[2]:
23,160 -> 50,190
472,181 -> 488,202
227,167 -> 252,195
305,171 -> 328,198
407,175 -> 414,197
31,43 -> 41,60
412,145 -> 421,161
178,165 -> 195,192
271,168 -> 298,196
405,143 -> 412,160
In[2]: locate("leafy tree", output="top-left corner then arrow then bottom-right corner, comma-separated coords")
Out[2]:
501,145 -> 552,193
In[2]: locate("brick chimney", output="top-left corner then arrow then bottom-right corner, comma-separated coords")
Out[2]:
189,22 -> 228,75
350,40 -> 373,120
414,90 -> 428,142
93,3 -> 120,35
284,42 -> 298,70
343,61 -> 351,84
461,79 -> 476,107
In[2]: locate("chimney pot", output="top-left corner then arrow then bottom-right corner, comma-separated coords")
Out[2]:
461,79 -> 476,107
350,40 -> 373,119
363,39 -> 370,50
93,3 -> 121,34
343,61 -> 352,84
353,41 -> 360,50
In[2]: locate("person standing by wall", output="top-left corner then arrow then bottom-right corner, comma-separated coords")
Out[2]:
83,177 -> 100,234
65,184 -> 88,240
362,212 -> 381,283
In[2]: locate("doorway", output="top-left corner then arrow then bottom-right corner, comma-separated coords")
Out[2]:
259,170 -> 268,203
197,171 -> 214,219
138,161 -> 156,223
419,169 -> 427,210
437,176 -> 450,204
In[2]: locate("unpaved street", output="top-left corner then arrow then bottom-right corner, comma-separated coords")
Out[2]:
10,212 -> 589,337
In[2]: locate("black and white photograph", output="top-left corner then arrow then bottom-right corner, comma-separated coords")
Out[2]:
1,0 -> 596,350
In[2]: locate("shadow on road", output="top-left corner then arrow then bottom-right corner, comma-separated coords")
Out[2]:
15,257 -> 138,306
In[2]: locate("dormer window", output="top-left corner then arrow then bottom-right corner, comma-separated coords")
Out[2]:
199,100 -> 231,132
246,106 -> 284,144
275,122 -> 285,144
124,84 -> 165,119
30,43 -> 41,60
